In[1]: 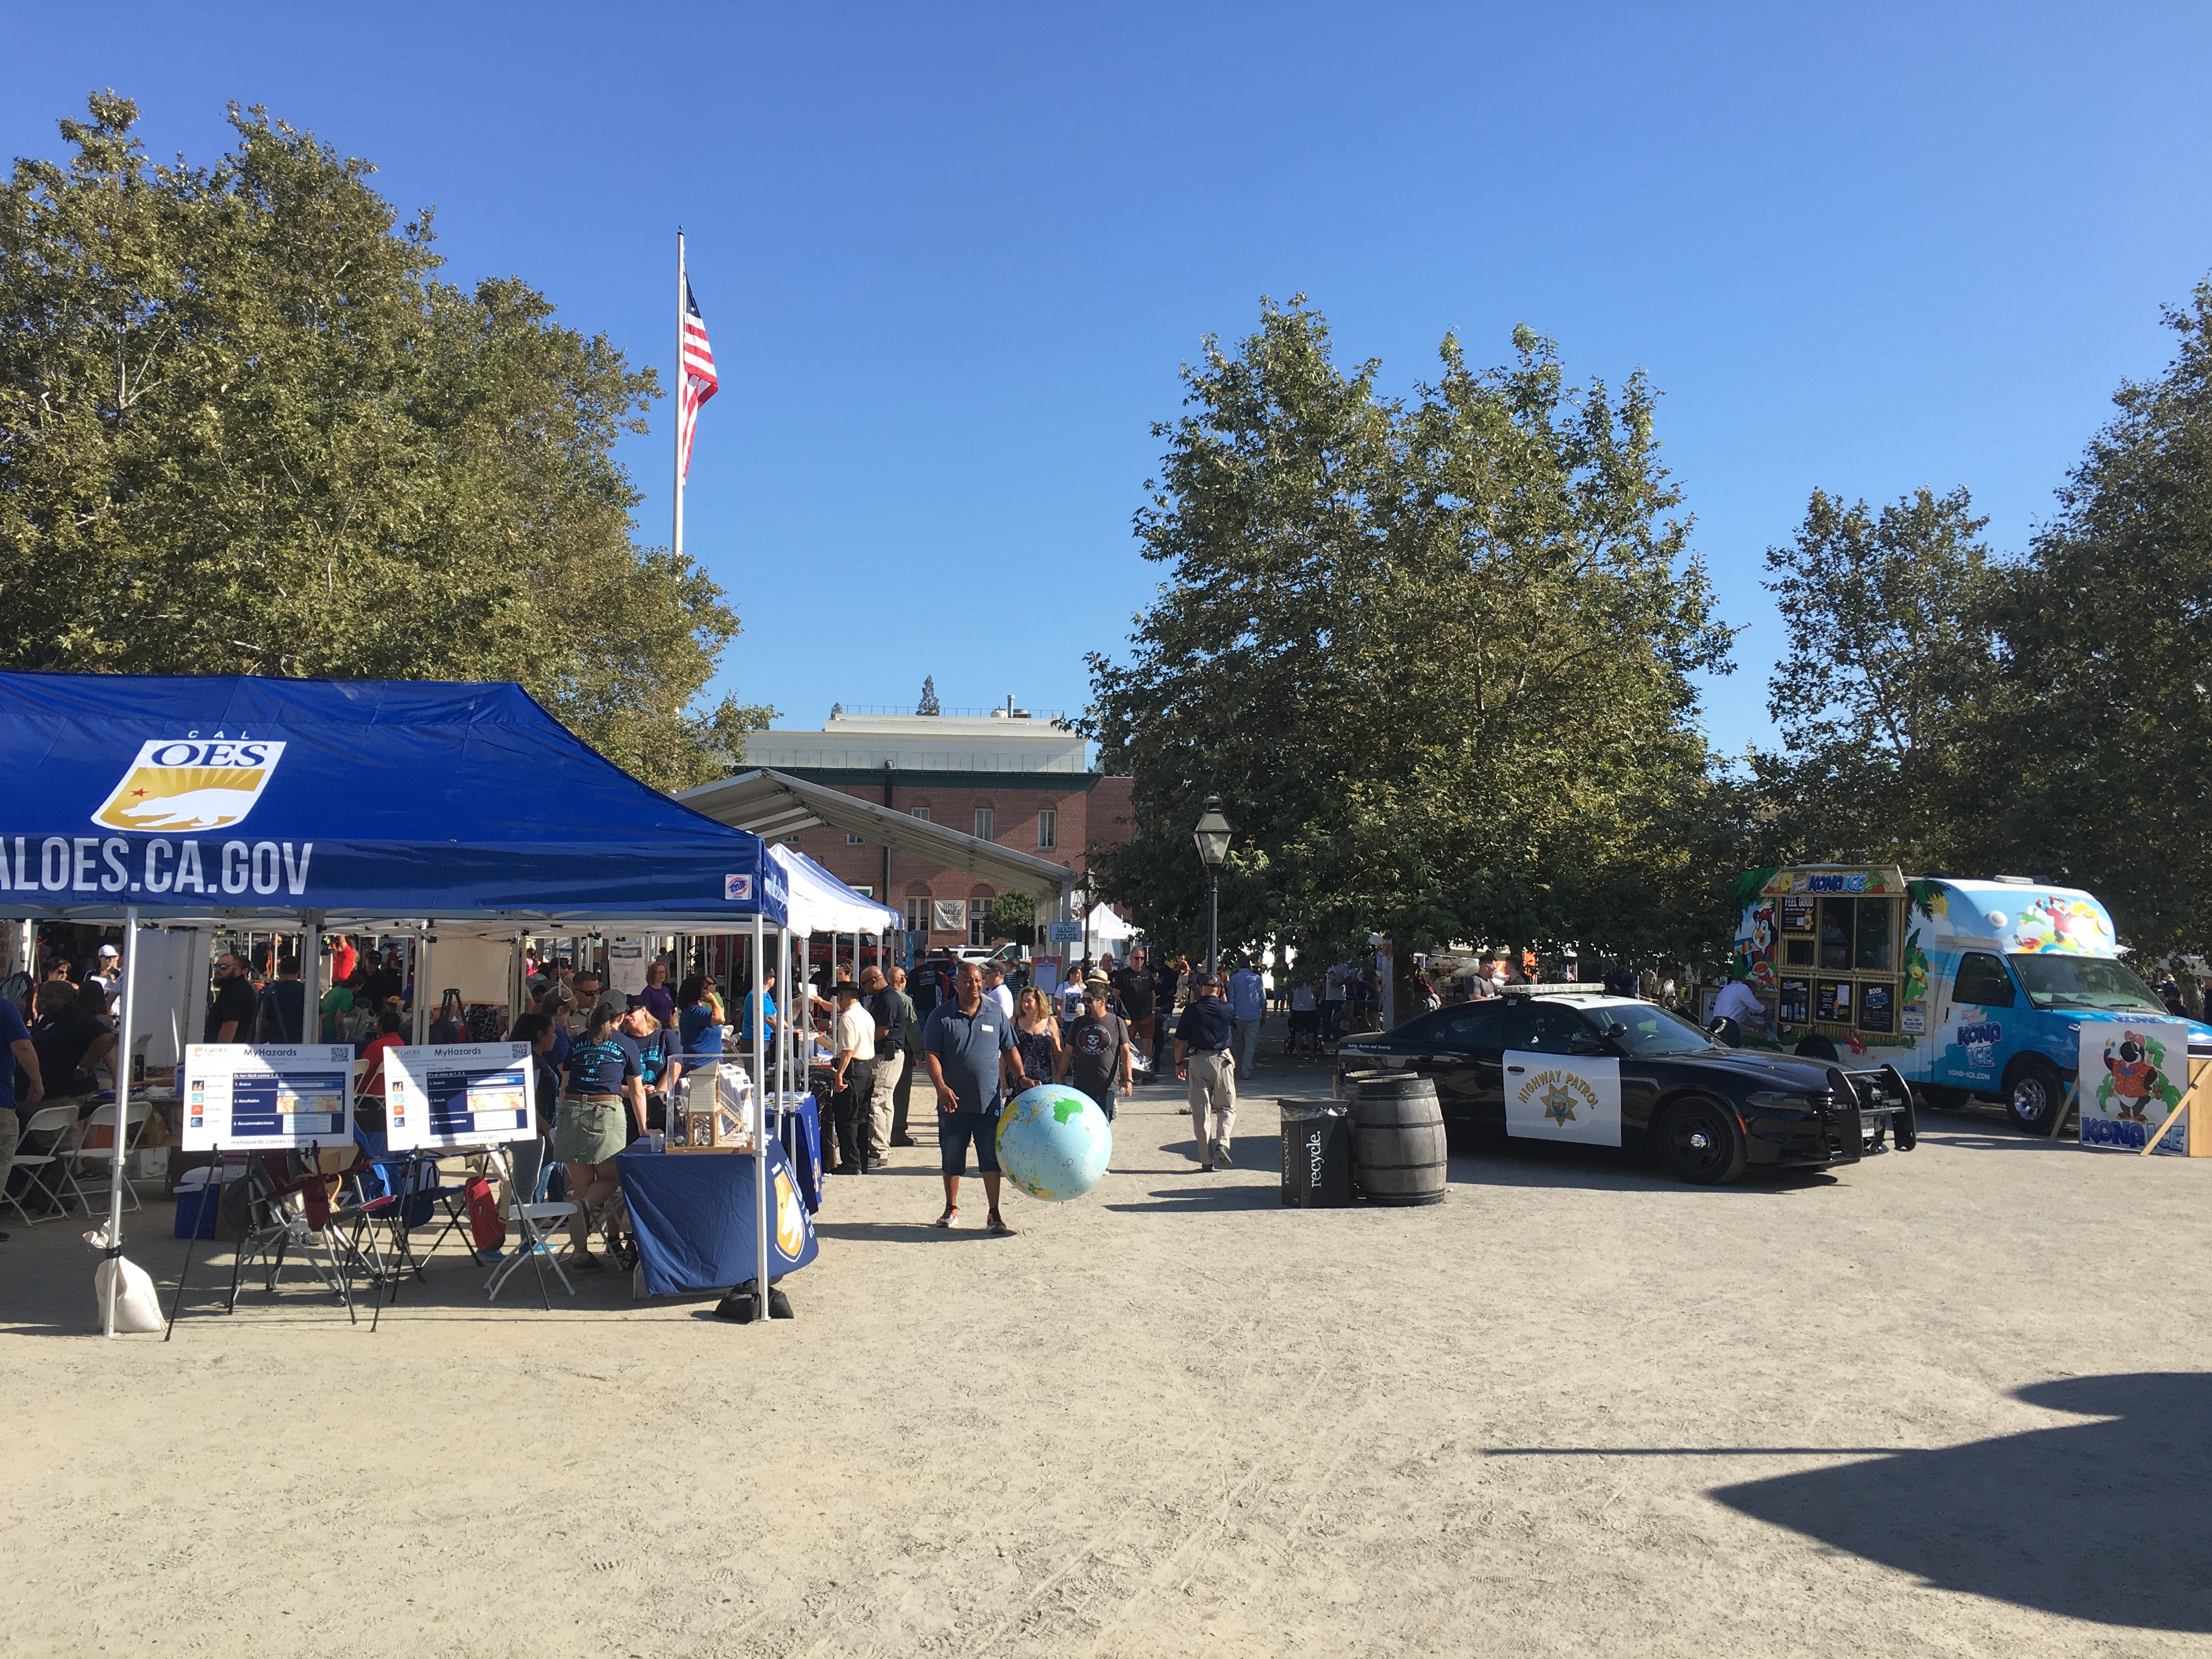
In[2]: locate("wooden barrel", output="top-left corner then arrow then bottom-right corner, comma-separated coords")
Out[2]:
1347,1073 -> 1448,1205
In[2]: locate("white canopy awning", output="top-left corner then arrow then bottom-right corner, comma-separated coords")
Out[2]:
772,845 -> 899,936
681,768 -> 1077,909
1080,902 -> 1139,943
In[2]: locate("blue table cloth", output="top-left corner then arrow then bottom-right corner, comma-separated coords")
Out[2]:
616,1135 -> 819,1296
773,1092 -> 822,1214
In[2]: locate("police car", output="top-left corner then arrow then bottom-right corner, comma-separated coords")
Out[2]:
1334,986 -> 1915,1185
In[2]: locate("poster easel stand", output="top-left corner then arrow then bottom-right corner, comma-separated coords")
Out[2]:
162,1142 -> 216,1342
2138,1056 -> 2212,1156
2047,1082 -> 2078,1140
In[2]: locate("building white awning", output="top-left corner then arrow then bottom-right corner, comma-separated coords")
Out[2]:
679,769 -> 1076,908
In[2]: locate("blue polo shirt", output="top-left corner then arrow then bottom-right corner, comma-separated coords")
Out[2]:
1,997 -> 30,1116
1178,994 -> 1235,1053
923,998 -> 1015,1116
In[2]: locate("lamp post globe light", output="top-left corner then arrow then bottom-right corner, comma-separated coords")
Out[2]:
1192,795 -> 1232,976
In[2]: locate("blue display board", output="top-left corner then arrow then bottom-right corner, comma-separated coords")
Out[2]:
180,1043 -> 355,1150
385,1042 -> 535,1150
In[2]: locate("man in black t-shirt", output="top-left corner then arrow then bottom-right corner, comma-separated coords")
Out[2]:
1149,952 -> 1182,1071
204,954 -> 259,1043
1059,986 -> 1131,1121
31,981 -> 115,1097
1113,949 -> 1156,1057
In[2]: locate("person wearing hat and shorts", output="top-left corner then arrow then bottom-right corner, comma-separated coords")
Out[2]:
1175,970 -> 1238,1170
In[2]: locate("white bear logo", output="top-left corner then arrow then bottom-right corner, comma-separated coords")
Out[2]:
120,788 -> 263,830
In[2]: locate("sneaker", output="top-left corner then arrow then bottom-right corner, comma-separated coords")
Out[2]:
1214,1141 -> 1234,1169
890,1135 -> 918,1148
986,1212 -> 1016,1237
933,1209 -> 960,1228
565,1250 -> 606,1272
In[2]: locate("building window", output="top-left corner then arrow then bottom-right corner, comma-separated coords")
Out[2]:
910,806 -> 931,822
969,897 -> 991,946
1036,808 -> 1056,849
974,808 -> 994,841
846,832 -> 864,845
851,885 -> 874,898
905,895 -> 932,934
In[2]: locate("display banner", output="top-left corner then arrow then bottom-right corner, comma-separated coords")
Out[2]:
2079,1019 -> 2192,1155
180,1043 -> 353,1150
608,935 -> 648,995
383,1042 -> 535,1150
1503,1050 -> 1623,1146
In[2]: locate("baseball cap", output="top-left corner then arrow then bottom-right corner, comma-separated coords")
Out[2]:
98,944 -> 119,958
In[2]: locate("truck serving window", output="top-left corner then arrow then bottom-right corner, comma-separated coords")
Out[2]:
2007,955 -> 2164,1013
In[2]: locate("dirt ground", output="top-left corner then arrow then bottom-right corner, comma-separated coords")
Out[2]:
5,1034 -> 2211,1657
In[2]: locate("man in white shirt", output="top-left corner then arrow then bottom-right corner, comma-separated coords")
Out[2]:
1322,963 -> 1347,1043
831,980 -> 877,1176
1228,958 -> 1267,1075
981,960 -> 1015,1022
1288,979 -> 1319,1059
1711,971 -> 1767,1045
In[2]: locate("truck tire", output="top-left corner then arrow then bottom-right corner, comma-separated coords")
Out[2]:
1655,1096 -> 1748,1186
2005,1057 -> 2067,1135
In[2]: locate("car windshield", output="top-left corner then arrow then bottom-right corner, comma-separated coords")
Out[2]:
1591,1003 -> 1719,1056
2007,953 -> 2166,1012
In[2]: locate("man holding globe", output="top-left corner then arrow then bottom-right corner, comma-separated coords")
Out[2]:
922,961 -> 1029,1235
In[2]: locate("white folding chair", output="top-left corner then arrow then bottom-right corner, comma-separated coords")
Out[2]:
7,1105 -> 83,1226
63,1099 -> 152,1216
486,1136 -> 578,1306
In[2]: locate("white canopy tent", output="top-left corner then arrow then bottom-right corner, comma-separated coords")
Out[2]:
1080,901 -> 1140,945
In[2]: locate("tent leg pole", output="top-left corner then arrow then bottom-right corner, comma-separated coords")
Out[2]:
752,915 -> 769,1323
104,907 -> 141,1337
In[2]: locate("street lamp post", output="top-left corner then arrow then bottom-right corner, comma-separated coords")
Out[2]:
1192,795 -> 1232,977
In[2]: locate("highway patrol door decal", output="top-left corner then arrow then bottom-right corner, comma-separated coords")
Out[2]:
1503,1051 -> 1623,1147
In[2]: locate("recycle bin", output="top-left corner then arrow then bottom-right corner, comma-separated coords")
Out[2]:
1279,1101 -> 1353,1208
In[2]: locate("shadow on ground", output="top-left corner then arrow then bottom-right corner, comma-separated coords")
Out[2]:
1711,1373 -> 2212,1630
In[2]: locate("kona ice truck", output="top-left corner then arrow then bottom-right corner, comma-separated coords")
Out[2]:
1728,865 -> 2212,1133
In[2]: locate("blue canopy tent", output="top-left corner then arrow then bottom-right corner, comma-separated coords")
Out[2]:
0,672 -> 793,1330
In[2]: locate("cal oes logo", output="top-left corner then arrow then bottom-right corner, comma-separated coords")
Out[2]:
91,737 -> 287,832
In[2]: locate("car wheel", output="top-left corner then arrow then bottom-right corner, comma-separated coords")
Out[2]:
2005,1058 -> 2066,1135
1655,1096 -> 1748,1186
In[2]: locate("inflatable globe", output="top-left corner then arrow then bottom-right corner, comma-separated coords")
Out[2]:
995,1083 -> 1111,1202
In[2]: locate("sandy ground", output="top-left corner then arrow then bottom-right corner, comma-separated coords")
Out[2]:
5,1032 -> 2212,1657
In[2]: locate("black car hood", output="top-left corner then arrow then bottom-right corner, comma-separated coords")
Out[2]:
1659,1048 -> 1847,1091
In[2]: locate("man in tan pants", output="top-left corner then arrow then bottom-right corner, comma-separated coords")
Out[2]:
860,967 -> 905,1169
1173,971 -> 1239,1171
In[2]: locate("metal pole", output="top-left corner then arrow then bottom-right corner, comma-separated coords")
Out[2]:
674,229 -> 686,577
103,908 -> 140,1336
1207,871 -> 1220,977
751,913 -> 769,1322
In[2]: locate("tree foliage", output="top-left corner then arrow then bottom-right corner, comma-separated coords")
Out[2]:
1976,278 -> 2212,952
0,93 -> 770,789
1089,298 -> 1734,966
1752,487 -> 1996,868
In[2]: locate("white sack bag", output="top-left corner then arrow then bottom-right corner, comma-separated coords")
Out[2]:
84,1226 -> 163,1333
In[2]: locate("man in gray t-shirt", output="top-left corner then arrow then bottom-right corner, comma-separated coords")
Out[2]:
922,962 -> 1023,1235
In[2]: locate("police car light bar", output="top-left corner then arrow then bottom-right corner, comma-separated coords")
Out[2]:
1497,983 -> 1618,998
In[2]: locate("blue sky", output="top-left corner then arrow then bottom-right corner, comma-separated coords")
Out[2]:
7,4 -> 2210,758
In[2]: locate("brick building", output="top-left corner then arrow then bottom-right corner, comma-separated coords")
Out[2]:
735,707 -> 1135,949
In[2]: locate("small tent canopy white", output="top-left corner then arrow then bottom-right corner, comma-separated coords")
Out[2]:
1081,901 -> 1139,944
772,846 -> 899,936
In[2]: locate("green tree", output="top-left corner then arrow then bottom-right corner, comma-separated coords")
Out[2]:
0,93 -> 770,789
1752,487 -> 1996,868
985,889 -> 1034,943
916,675 -> 940,715
1089,298 -> 1735,969
1980,276 -> 2212,952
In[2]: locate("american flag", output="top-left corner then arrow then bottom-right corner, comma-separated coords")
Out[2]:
678,277 -> 718,480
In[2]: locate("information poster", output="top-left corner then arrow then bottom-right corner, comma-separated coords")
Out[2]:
1503,1051 -> 1622,1146
384,1042 -> 537,1150
180,1043 -> 354,1150
2079,1020 -> 2192,1155
608,935 -> 649,996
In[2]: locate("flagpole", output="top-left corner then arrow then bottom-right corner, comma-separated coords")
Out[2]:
673,228 -> 686,569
